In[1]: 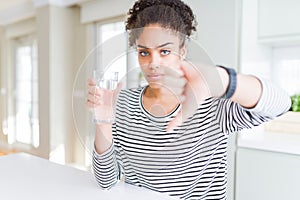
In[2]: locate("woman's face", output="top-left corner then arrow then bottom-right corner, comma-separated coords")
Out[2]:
136,24 -> 186,89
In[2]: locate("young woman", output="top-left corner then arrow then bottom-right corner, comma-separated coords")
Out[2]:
86,0 -> 291,199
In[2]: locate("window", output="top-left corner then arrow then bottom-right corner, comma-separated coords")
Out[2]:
96,21 -> 127,85
7,35 -> 39,147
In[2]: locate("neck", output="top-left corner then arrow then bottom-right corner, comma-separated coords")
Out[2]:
144,85 -> 179,103
142,85 -> 180,117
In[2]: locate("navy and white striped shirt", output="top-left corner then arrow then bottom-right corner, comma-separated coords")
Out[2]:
92,78 -> 291,200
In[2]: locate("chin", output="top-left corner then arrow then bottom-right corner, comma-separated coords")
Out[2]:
148,82 -> 163,89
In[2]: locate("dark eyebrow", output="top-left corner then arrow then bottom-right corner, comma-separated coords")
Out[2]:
137,45 -> 149,49
137,42 -> 174,49
157,42 -> 174,48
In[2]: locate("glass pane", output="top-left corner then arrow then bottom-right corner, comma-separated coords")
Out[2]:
15,46 -> 32,144
100,21 -> 124,42
14,38 -> 39,147
97,21 -> 127,84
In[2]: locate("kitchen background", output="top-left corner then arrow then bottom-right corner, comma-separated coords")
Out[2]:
0,0 -> 299,199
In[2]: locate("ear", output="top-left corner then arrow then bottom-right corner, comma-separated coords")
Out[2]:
180,44 -> 187,60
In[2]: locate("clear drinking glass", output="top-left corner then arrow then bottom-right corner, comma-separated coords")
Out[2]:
93,70 -> 118,124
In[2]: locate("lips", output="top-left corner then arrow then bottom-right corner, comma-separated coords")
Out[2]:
147,74 -> 163,81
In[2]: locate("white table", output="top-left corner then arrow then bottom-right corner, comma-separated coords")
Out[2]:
0,153 -> 178,200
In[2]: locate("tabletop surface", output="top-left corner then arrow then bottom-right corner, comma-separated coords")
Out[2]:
0,153 -> 178,200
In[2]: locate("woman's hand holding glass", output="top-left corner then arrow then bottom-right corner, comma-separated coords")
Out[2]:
86,71 -> 120,125
86,77 -> 121,154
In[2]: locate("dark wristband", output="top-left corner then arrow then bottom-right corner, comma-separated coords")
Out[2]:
217,65 -> 237,99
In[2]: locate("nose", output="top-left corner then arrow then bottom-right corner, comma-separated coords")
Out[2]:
149,51 -> 161,69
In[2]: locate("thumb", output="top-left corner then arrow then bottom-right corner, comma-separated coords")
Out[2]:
112,82 -> 122,112
114,82 -> 122,95
180,61 -> 199,81
167,101 -> 194,132
166,110 -> 183,132
166,69 -> 199,132
113,82 -> 122,101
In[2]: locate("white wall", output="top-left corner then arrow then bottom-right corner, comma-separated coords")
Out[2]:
35,5 -> 87,162
80,0 -> 135,24
49,5 -> 82,163
240,0 -> 272,78
186,0 -> 240,67
36,6 -> 51,158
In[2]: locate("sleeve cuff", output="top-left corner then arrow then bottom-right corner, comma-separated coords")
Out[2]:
245,77 -> 291,118
93,142 -> 115,161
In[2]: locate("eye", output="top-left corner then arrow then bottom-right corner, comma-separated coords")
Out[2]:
139,50 -> 149,57
161,50 -> 171,56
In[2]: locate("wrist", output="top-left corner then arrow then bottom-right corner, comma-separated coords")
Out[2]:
217,65 -> 237,99
95,123 -> 113,154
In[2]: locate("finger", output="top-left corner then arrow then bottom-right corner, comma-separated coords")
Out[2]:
88,78 -> 96,86
163,66 -> 184,78
166,86 -> 198,132
161,84 -> 184,98
180,61 -> 216,86
181,61 -> 223,97
163,75 -> 186,88
87,79 -> 100,95
86,100 -> 98,109
112,82 -> 122,108
86,99 -> 101,109
88,86 -> 103,97
86,94 -> 97,104
87,94 -> 103,105
167,99 -> 193,132
180,61 -> 199,80
113,82 -> 122,96
166,110 -> 183,132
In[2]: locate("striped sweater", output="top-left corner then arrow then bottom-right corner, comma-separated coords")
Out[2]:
92,78 -> 291,200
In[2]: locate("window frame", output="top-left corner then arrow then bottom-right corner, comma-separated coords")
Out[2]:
8,33 -> 39,148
